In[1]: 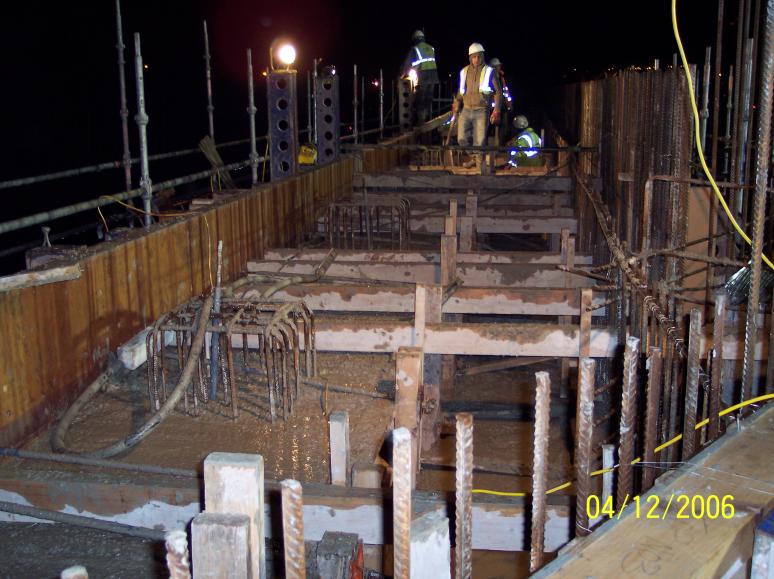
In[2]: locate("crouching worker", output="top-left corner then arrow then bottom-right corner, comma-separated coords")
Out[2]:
507,115 -> 542,167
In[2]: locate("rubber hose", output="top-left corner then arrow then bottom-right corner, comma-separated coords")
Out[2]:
52,295 -> 214,458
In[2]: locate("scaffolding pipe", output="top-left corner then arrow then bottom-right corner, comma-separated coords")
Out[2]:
353,64 -> 359,143
0,159 -> 253,236
743,0 -> 774,401
281,479 -> 306,579
312,58 -> 319,144
306,70 -> 312,142
133,33 -> 152,227
0,500 -> 165,541
247,49 -> 259,186
379,68 -> 384,139
203,20 -> 215,141
114,0 -> 132,194
700,46 -> 712,151
455,413 -> 473,579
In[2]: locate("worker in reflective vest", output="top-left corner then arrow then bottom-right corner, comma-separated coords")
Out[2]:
402,30 -> 439,126
508,115 -> 543,167
452,42 -> 502,171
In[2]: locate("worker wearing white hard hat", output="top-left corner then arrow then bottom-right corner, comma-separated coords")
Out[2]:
452,42 -> 502,171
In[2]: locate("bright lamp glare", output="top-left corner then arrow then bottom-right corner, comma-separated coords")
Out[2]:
277,44 -> 296,66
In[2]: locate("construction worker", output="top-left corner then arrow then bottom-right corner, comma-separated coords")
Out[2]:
402,30 -> 439,126
489,58 -> 513,145
507,115 -> 543,167
452,43 -> 502,171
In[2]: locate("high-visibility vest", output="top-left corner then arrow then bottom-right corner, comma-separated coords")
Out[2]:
515,128 -> 541,157
411,42 -> 437,72
458,65 -> 494,96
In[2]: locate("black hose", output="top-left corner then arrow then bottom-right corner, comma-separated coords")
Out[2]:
0,500 -> 166,541
52,295 -> 214,458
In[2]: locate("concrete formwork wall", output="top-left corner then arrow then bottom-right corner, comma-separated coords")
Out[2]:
0,157 -> 366,448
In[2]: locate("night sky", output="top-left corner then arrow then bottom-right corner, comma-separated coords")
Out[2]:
0,1 -> 722,219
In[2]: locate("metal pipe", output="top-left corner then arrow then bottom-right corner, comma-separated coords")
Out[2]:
742,0 -> 774,402
575,358 -> 596,537
361,75 -> 365,138
617,336 -> 639,508
392,427 -> 412,579
723,66 -> 735,180
306,70 -> 312,142
353,64 -> 358,144
735,39 -> 754,218
0,500 -> 165,541
700,46 -> 712,151
379,68 -> 384,139
203,20 -> 215,141
455,413 -> 473,579
209,241 -> 224,398
709,291 -> 727,440
0,158 -> 254,236
165,530 -> 192,579
312,58 -> 318,145
114,0 -> 132,194
711,0 -> 725,173
281,479 -> 306,579
683,308 -> 703,460
642,347 -> 663,491
133,33 -> 152,227
530,371 -> 551,573
247,49 -> 259,186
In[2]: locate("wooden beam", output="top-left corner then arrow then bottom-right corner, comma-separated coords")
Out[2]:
0,264 -> 82,292
191,513 -> 250,579
329,411 -> 351,486
411,216 -> 577,234
353,172 -> 582,192
0,470 -> 573,552
263,248 -> 593,265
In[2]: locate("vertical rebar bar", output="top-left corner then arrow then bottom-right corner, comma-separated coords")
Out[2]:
165,530 -> 192,579
281,479 -> 306,579
709,291 -> 726,441
392,427 -> 412,579
379,68 -> 384,139
617,336 -> 640,509
683,308 -> 703,460
455,413 -> 473,579
114,0 -> 132,195
209,241 -> 223,398
723,66 -> 735,181
530,371 -> 551,573
203,20 -> 215,141
247,49 -> 259,186
133,33 -> 152,227
642,347 -> 663,491
742,0 -> 774,403
353,64 -> 359,144
700,46 -> 712,151
575,357 -> 596,537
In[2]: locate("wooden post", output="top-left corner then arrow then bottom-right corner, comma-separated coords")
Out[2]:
530,371 -> 551,572
465,192 -> 478,217
459,216 -> 474,252
415,284 -> 442,452
558,231 -> 576,398
395,347 -> 423,433
203,453 -> 265,579
329,411 -> 350,486
440,235 -> 457,287
192,513 -> 250,579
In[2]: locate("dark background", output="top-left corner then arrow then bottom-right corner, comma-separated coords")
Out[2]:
0,0 -> 725,264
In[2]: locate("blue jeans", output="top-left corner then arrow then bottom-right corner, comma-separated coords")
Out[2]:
457,108 -> 489,166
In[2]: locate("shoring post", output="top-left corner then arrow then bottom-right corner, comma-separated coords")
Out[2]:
743,0 -> 774,402
353,64 -> 359,144
455,413 -> 473,579
379,68 -> 384,139
683,308 -> 703,460
642,347 -> 663,491
114,0 -> 131,194
392,427 -> 413,579
133,33 -> 152,227
247,49 -> 259,186
203,20 -> 215,141
709,291 -> 727,440
281,479 -> 306,579
164,530 -> 192,579
530,371 -> 551,573
575,357 -> 596,537
617,336 -> 640,509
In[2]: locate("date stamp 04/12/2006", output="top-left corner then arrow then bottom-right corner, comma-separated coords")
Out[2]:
586,493 -> 736,521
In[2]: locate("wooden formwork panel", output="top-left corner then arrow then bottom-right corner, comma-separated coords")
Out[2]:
0,158 -> 354,447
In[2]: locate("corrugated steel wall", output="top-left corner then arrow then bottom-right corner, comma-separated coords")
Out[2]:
0,156 -> 370,447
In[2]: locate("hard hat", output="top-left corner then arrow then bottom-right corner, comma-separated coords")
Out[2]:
513,115 -> 529,129
468,43 -> 485,56
489,57 -> 502,67
412,30 -> 425,42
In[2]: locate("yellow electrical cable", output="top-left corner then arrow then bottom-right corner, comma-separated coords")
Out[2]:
472,392 -> 774,497
98,195 -> 214,289
672,0 -> 774,271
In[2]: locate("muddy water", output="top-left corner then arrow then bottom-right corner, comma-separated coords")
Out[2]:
26,352 -> 395,484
